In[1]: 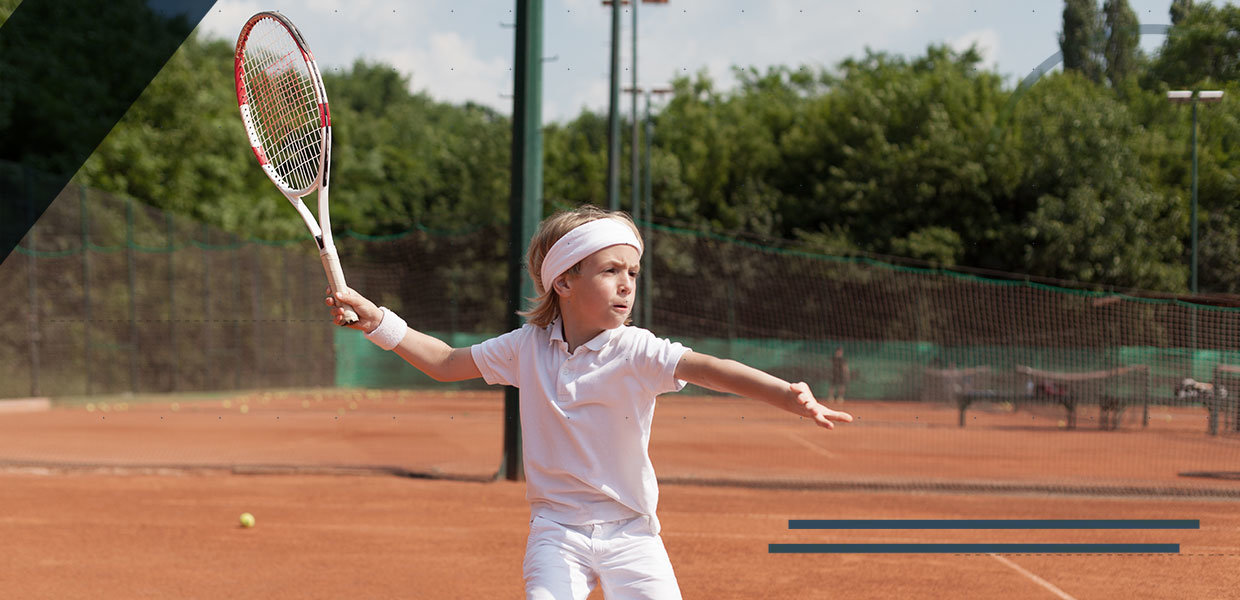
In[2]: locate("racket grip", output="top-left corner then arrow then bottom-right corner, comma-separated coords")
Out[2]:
320,249 -> 359,326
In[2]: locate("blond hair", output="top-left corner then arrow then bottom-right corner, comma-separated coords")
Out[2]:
519,205 -> 641,327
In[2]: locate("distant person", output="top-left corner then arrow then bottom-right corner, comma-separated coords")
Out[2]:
830,346 -> 850,402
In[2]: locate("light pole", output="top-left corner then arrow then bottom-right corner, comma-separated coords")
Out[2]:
641,87 -> 672,327
1167,89 -> 1224,296
602,0 -> 667,212
623,85 -> 672,326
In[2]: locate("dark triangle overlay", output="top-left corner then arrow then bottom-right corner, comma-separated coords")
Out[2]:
0,0 -> 216,262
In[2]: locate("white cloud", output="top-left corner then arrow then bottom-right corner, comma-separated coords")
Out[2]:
568,79 -> 611,120
950,29 -> 1001,70
189,0 -> 1173,124
194,0 -> 264,41
378,32 -> 512,113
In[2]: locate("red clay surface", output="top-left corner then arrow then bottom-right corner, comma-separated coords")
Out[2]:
2,390 -> 1237,491
1,475 -> 1238,599
1,389 -> 1239,598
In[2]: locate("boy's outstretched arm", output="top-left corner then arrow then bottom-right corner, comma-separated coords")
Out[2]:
326,287 -> 482,382
674,351 -> 853,429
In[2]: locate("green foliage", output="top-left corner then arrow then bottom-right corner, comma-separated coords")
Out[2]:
0,0 -> 198,177
1062,0 -> 1105,83
72,22 -> 1240,296
77,35 -> 277,234
1103,0 -> 1141,90
1171,0 -> 1195,26
323,60 -> 510,235
1011,72 -> 1183,289
778,47 -> 1017,266
78,43 -> 511,241
889,227 -> 964,266
1150,2 -> 1240,86
0,0 -> 18,25
1185,80 -> 1240,292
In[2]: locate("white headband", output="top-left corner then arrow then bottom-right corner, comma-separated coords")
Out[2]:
540,218 -> 644,292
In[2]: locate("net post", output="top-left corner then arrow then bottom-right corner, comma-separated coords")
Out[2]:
281,246 -> 291,387
166,211 -> 178,392
126,195 -> 139,394
80,185 -> 92,395
629,0 -> 639,221
24,167 -> 40,397
250,237 -> 262,389
202,222 -> 212,389
1141,365 -> 1149,428
606,0 -> 621,210
232,231 -> 242,390
641,92 -> 653,328
503,0 -> 545,482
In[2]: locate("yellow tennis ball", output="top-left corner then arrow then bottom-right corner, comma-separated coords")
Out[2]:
239,513 -> 256,528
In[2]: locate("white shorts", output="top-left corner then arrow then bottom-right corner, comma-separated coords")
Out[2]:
523,514 -> 682,600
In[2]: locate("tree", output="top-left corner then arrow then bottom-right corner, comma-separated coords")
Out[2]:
542,111 -> 609,211
1061,0 -> 1105,84
1171,0 -> 1194,25
1010,72 -> 1184,290
777,46 -> 1017,268
1180,80 -> 1240,293
75,34 -> 279,234
0,0 -> 17,24
1150,3 -> 1240,87
1103,0 -> 1141,90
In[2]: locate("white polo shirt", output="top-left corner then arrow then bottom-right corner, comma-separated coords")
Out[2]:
471,319 -> 689,534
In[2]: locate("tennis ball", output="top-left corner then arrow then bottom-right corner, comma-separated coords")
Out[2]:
1057,419 -> 1067,429
239,512 -> 256,528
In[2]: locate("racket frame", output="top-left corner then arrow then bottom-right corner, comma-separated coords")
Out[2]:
234,11 -> 357,324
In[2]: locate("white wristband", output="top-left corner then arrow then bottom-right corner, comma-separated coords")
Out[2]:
364,307 -> 407,351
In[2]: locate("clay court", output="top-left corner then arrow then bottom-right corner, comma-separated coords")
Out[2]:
2,390 -> 1239,598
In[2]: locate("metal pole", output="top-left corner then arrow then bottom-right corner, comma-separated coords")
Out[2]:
202,222 -> 211,389
1190,99 -> 1199,296
630,1 -> 639,221
26,200 -> 40,397
642,90 -> 653,328
250,241 -> 262,389
606,0 -> 621,210
281,246 -> 290,387
1190,100 -> 1200,353
232,232 -> 242,390
503,0 -> 545,482
81,186 -> 92,395
126,196 -> 138,394
167,212 -> 178,392
23,167 -> 40,397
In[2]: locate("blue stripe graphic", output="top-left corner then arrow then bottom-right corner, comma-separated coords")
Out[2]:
788,519 -> 1198,530
769,543 -> 1180,554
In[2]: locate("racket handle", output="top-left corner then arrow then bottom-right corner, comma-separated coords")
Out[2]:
320,249 -> 359,326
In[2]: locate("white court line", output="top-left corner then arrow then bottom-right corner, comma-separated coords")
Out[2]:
990,554 -> 1078,600
781,430 -> 837,459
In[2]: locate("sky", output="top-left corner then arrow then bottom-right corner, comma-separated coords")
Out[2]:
197,0 -> 1180,124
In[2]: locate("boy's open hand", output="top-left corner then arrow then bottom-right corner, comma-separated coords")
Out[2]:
791,381 -> 854,429
324,287 -> 383,333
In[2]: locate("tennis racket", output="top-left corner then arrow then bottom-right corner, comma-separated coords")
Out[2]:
234,11 -> 358,325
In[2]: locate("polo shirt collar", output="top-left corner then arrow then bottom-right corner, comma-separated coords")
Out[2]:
548,318 -> 620,353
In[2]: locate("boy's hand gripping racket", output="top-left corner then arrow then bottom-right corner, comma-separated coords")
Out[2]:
234,11 -> 358,325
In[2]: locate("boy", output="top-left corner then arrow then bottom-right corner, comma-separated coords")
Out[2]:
326,205 -> 852,599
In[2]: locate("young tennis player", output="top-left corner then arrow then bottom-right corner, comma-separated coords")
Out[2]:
325,205 -> 853,599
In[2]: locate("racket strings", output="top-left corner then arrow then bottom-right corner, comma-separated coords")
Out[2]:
240,18 -> 323,192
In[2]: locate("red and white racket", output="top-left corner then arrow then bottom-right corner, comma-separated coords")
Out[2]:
234,11 -> 358,325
